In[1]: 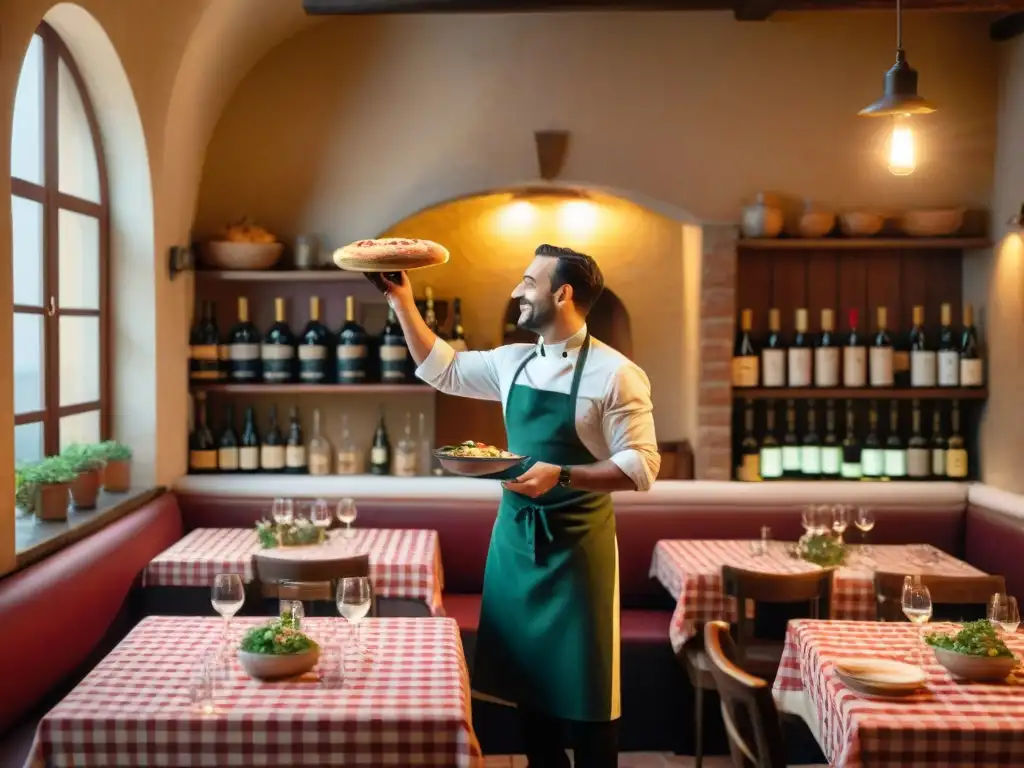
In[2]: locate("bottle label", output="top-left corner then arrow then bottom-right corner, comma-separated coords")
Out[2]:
883,449 -> 906,478
910,350 -> 937,387
788,348 -> 811,387
239,446 -> 259,471
893,351 -> 910,381
217,447 -> 239,471
261,445 -> 286,471
841,347 -> 866,387
739,454 -> 760,482
960,358 -> 983,387
190,344 -> 221,380
946,448 -> 968,478
840,461 -> 862,479
931,448 -> 946,477
394,449 -> 418,477
907,448 -> 930,478
761,349 -> 785,387
782,446 -> 801,472
868,348 -> 894,387
861,448 -> 884,477
820,447 -> 841,476
189,449 -> 218,471
799,446 -> 820,475
759,447 -> 782,479
285,445 -> 307,468
731,357 -> 759,388
337,344 -> 368,382
262,345 -> 295,383
371,447 -> 389,465
229,344 -> 261,381
938,350 -> 960,386
815,348 -> 840,387
381,345 -> 410,383
298,345 -> 328,382
309,453 -> 331,475
337,451 -> 361,475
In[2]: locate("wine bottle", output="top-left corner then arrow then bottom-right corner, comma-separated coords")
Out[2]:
937,302 -> 959,387
336,413 -> 362,475
883,401 -> 906,480
217,404 -> 239,473
869,306 -> 894,387
946,401 -> 968,479
930,406 -> 947,477
842,308 -> 866,388
239,406 -> 260,473
307,408 -> 332,476
369,410 -> 392,475
189,300 -> 221,382
738,399 -> 760,482
840,400 -> 862,480
762,308 -> 785,388
449,297 -> 469,352
417,411 -> 435,476
337,296 -> 369,384
820,400 -> 842,479
424,286 -> 441,337
815,309 -> 840,387
781,399 -> 801,478
262,298 -> 296,384
188,393 -> 217,473
299,296 -> 331,384
732,308 -> 759,388
227,297 -> 261,382
394,412 -> 418,477
800,402 -> 821,479
260,404 -> 286,472
861,401 -> 884,480
380,305 -> 410,384
760,402 -> 782,481
788,308 -> 812,387
285,406 -> 307,474
909,305 -> 935,388
906,399 -> 929,480
893,316 -> 911,389
959,303 -> 983,387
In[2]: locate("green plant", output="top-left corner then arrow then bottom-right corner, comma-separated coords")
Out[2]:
62,443 -> 107,473
255,518 -> 325,549
240,617 -> 318,655
795,532 -> 847,568
15,456 -> 78,515
255,520 -> 279,549
98,440 -> 132,462
925,620 -> 1015,659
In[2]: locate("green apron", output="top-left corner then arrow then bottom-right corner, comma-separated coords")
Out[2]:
473,333 -> 620,722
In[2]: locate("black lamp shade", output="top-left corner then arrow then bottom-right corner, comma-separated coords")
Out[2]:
859,50 -> 937,117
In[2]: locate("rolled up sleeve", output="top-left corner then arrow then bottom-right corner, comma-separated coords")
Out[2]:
603,363 -> 660,491
415,338 -> 503,401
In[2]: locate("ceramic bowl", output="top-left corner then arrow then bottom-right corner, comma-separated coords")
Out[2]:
797,210 -> 836,238
433,451 -> 526,478
200,241 -> 284,271
932,647 -> 1017,682
900,208 -> 964,237
238,647 -> 320,680
839,211 -> 885,237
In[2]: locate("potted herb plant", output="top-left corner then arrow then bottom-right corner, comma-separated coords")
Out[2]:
98,440 -> 132,492
15,456 -> 77,522
62,443 -> 107,510
237,614 -> 320,680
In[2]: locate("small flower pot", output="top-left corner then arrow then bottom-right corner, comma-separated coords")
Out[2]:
36,483 -> 70,522
70,469 -> 102,510
102,459 -> 131,492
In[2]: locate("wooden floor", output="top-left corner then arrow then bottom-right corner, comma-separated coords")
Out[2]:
483,755 -> 733,767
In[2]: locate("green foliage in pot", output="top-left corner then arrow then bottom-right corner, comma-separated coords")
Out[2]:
62,443 -> 107,473
98,440 -> 132,462
15,456 -> 78,515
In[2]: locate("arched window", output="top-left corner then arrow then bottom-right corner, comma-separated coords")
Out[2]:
11,23 -> 108,463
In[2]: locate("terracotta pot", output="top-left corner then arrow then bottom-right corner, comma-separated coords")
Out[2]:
70,469 -> 101,510
36,483 -> 70,522
102,459 -> 131,493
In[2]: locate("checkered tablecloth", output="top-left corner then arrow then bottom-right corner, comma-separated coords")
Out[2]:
773,620 -> 1024,767
649,540 -> 984,651
27,616 -> 482,768
144,528 -> 445,615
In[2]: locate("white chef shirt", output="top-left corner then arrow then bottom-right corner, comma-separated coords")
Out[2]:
415,324 -> 661,491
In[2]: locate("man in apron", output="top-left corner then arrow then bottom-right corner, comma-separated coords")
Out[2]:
383,244 -> 660,768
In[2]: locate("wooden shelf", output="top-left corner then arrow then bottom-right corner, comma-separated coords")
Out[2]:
733,387 -> 988,401
738,237 -> 990,251
195,269 -> 365,282
191,383 -> 434,395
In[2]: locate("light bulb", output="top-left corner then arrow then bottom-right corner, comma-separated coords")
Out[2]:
887,115 -> 916,176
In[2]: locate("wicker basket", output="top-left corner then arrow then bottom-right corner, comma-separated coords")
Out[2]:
200,241 -> 284,271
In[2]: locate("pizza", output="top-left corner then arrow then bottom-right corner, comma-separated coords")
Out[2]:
333,237 -> 450,272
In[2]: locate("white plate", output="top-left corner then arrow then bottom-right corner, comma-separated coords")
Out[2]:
833,658 -> 928,688
433,451 -> 526,478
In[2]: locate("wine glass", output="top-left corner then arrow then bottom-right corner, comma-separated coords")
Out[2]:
336,498 -> 357,538
831,505 -> 849,541
855,507 -> 875,552
988,594 -> 1021,635
272,498 -> 294,526
801,506 -> 816,538
211,573 -> 245,649
815,505 -> 831,535
337,576 -> 373,659
311,499 -> 332,531
902,581 -> 933,665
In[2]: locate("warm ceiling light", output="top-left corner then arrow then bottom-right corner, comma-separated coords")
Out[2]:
559,200 -> 597,235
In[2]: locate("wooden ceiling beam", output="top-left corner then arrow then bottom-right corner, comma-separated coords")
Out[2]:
991,12 -> 1024,41
734,0 -> 778,21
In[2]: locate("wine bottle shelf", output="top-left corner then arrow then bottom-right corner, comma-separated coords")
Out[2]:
195,269 -> 365,282
738,237 -> 990,251
191,383 -> 434,395
732,387 -> 988,401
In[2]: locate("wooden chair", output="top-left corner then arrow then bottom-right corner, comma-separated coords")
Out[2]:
252,552 -> 375,616
683,567 -> 834,768
874,572 -> 1006,623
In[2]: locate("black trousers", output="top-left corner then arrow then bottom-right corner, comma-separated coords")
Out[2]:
519,705 -> 619,768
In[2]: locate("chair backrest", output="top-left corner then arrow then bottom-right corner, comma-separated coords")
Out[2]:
704,620 -> 788,768
874,572 -> 1006,623
253,552 -> 373,611
722,565 -> 835,648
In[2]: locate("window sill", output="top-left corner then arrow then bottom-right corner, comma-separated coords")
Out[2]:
14,486 -> 165,572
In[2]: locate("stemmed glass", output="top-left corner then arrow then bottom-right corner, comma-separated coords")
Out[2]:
831,505 -> 850,542
337,576 -> 373,659
902,579 -> 933,665
311,499 -> 332,532
272,498 -> 294,526
801,506 -> 815,537
855,507 -> 875,552
988,594 -> 1021,635
211,573 -> 245,651
336,498 -> 358,539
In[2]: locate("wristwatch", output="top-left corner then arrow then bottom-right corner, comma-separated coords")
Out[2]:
558,466 -> 572,487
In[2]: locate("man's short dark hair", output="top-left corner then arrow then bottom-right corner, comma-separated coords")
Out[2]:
535,244 -> 604,314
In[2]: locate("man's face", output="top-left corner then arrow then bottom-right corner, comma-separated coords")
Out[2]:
511,256 -> 559,333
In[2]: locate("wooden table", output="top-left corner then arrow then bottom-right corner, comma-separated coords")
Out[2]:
649,540 -> 984,652
27,616 -> 482,768
774,620 -> 1024,767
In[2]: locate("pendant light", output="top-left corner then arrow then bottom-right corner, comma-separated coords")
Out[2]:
858,0 -> 936,176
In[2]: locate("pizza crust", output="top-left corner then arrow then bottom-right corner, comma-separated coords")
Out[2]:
333,237 -> 450,272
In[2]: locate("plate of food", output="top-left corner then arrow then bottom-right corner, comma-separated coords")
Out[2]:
925,620 -> 1019,682
434,441 -> 526,477
334,237 -> 449,292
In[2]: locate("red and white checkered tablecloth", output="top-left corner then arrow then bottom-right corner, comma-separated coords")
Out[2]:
143,528 -> 445,615
649,540 -> 984,651
773,620 -> 1024,767
27,615 -> 482,768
